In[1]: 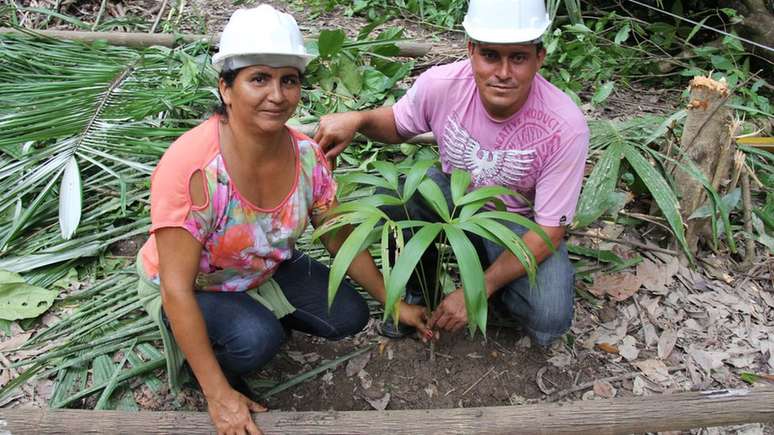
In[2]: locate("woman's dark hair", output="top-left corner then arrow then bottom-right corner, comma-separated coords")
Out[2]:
214,67 -> 241,118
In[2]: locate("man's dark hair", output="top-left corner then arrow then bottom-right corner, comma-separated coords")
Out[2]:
470,39 -> 546,54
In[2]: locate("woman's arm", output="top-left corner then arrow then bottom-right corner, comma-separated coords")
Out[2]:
156,227 -> 264,435
312,202 -> 431,337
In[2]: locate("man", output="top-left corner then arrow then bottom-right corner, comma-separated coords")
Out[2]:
315,0 -> 589,347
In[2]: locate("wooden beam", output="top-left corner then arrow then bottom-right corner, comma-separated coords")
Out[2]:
1,388 -> 773,434
293,123 -> 436,145
0,28 -> 432,58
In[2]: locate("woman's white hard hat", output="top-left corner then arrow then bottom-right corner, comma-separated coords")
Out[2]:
463,0 -> 551,44
212,4 -> 315,73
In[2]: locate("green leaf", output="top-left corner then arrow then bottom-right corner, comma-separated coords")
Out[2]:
465,218 -> 539,286
338,57 -> 363,94
417,178 -> 451,222
318,30 -> 346,58
384,223 -> 443,321
475,211 -> 555,252
444,225 -> 488,335
327,216 -> 381,307
623,146 -> 690,258
0,273 -> 58,320
59,156 -> 82,240
401,159 -> 435,202
450,169 -> 472,206
574,140 -> 623,228
689,188 -> 741,220
592,81 -> 615,105
614,24 -> 630,45
338,173 -> 393,190
457,185 -> 528,208
372,161 -> 399,191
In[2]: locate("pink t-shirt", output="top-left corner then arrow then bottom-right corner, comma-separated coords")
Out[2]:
393,60 -> 589,226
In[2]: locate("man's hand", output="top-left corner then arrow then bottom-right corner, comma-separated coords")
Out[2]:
206,386 -> 267,435
398,302 -> 434,341
428,289 -> 468,333
314,112 -> 362,160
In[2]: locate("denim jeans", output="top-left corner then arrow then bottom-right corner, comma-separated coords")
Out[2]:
380,167 -> 575,347
166,250 -> 369,379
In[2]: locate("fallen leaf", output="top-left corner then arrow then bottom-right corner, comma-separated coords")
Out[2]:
547,353 -> 573,368
590,272 -> 643,301
688,346 -> 728,372
346,351 -> 371,377
0,332 -> 31,352
596,342 -> 619,354
633,359 -> 672,386
286,351 -> 306,364
657,329 -> 677,360
424,384 -> 437,399
637,258 -> 678,293
509,393 -> 527,405
632,375 -> 647,395
581,390 -> 596,401
643,323 -> 659,347
518,336 -> 531,348
619,336 -> 640,361
357,369 -> 373,390
593,380 -> 617,398
365,393 -> 390,411
321,371 -> 334,385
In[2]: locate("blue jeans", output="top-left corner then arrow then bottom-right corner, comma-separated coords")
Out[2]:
380,167 -> 575,347
167,250 -> 369,378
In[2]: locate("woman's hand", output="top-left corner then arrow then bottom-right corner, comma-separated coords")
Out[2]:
206,386 -> 267,435
398,302 -> 434,341
314,112 -> 362,160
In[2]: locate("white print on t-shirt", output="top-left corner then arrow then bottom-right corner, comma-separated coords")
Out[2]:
443,115 -> 536,187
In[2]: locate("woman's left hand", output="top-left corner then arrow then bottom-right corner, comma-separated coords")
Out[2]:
398,302 -> 434,341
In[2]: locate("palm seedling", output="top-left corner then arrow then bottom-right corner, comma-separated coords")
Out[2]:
313,158 -> 553,341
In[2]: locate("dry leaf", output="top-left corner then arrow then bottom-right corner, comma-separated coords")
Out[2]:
346,351 -> 371,377
424,384 -> 437,399
593,380 -> 617,398
688,347 -> 728,372
357,369 -> 373,390
637,258 -> 678,294
633,359 -> 672,385
547,353 -> 573,368
0,332 -> 31,352
365,393 -> 390,411
657,329 -> 677,360
286,351 -> 306,364
619,336 -> 640,361
596,342 -> 619,354
590,272 -> 643,301
632,376 -> 647,396
643,323 -> 659,347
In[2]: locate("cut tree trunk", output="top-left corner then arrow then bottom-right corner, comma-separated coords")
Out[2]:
673,75 -> 736,257
1,387 -> 772,434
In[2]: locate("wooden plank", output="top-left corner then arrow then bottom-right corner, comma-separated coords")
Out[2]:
0,28 -> 431,57
1,388 -> 773,434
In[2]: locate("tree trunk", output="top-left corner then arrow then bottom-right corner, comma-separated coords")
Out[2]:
674,75 -> 735,257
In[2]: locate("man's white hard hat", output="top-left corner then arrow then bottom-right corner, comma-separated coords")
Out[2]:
463,0 -> 551,44
212,4 -> 315,73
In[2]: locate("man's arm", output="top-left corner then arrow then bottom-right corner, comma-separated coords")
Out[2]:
314,106 -> 405,159
428,225 -> 565,332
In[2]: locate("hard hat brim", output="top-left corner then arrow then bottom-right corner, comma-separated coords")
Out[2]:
463,20 -> 550,44
212,52 -> 317,73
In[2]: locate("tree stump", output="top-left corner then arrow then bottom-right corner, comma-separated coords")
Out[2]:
674,75 -> 736,257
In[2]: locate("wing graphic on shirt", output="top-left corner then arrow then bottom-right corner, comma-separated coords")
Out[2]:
443,116 -> 536,186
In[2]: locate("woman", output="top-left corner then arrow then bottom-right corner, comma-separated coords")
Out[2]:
136,5 -> 430,434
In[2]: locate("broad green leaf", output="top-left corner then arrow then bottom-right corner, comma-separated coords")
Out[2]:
372,161 -> 399,191
592,81 -> 615,105
475,211 -> 555,252
59,155 -> 82,240
318,30 -> 346,58
0,280 -> 58,320
466,218 -> 539,287
384,223 -> 442,321
614,24 -> 631,44
623,146 -> 690,258
338,56 -> 363,94
574,140 -> 623,228
327,216 -> 380,307
567,244 -> 626,265
450,169 -> 472,206
417,178 -> 451,222
689,188 -> 741,220
444,225 -> 488,335
401,159 -> 435,202
457,185 -> 527,208
338,173 -> 393,190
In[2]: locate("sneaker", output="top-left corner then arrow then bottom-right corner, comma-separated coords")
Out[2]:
377,291 -> 425,339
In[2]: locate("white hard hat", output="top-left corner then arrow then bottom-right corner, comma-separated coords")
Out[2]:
212,4 -> 315,73
463,0 -> 551,44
